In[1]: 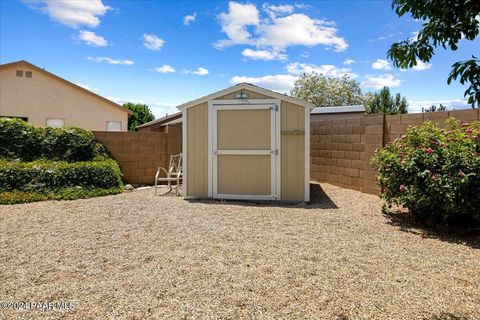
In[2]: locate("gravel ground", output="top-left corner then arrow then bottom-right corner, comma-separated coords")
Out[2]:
1,183 -> 479,320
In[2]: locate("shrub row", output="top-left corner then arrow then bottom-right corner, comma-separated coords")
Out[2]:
0,118 -> 109,162
0,159 -> 123,191
371,118 -> 480,228
0,188 -> 123,205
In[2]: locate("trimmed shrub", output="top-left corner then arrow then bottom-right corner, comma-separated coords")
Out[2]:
0,188 -> 122,205
0,118 -> 109,162
0,159 -> 123,204
0,118 -> 41,161
0,159 -> 123,191
371,118 -> 480,228
40,127 -> 108,162
0,119 -> 123,204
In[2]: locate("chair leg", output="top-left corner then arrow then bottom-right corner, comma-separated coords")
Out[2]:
154,179 -> 157,196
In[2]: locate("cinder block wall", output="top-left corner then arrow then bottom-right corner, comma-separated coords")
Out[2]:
385,109 -> 480,142
93,131 -> 182,185
311,109 -> 480,195
310,115 -> 381,195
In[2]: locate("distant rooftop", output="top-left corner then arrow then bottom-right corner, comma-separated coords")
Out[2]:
311,105 -> 365,114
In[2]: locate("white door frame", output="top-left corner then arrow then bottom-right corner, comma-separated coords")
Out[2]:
208,99 -> 281,200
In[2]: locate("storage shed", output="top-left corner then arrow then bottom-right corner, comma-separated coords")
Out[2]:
178,83 -> 315,202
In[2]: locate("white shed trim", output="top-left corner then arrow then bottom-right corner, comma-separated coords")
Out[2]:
177,83 -> 315,111
208,99 -> 281,201
304,107 -> 310,202
182,109 -> 187,196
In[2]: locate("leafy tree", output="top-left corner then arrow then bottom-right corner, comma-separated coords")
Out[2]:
365,86 -> 408,115
123,103 -> 155,131
291,73 -> 364,106
387,0 -> 480,108
424,104 -> 448,112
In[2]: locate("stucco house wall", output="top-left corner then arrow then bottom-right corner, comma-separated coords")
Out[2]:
0,60 -> 130,131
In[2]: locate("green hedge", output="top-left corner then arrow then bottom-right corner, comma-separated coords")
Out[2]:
0,118 -> 109,162
0,159 -> 123,204
371,118 -> 480,228
0,119 -> 124,204
0,188 -> 123,205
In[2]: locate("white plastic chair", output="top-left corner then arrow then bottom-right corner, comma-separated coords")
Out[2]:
155,153 -> 183,196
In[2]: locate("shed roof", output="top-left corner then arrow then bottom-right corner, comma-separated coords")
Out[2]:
176,83 -> 315,111
311,105 -> 365,114
0,60 -> 132,115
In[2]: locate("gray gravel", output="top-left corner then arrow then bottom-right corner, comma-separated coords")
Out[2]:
1,183 -> 479,319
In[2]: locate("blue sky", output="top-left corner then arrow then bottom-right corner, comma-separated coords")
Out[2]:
1,0 -> 478,117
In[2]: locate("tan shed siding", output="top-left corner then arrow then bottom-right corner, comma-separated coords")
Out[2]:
281,101 -> 305,201
186,102 -> 208,197
217,109 -> 271,150
217,155 -> 271,195
215,89 -> 272,100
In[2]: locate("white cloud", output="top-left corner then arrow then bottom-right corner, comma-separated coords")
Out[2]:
22,0 -> 111,28
215,2 -> 347,52
262,4 -> 295,18
256,14 -> 347,51
241,48 -> 287,61
78,30 -> 108,47
372,59 -> 392,70
343,59 -> 355,65
183,12 -> 197,26
398,60 -> 433,72
230,74 -> 297,93
411,60 -> 432,71
86,56 -> 133,65
155,65 -> 175,73
361,74 -> 402,89
369,33 -> 394,42
143,33 -> 165,51
230,60 -> 356,93
408,99 -> 469,113
410,31 -> 420,41
286,62 -> 357,78
186,67 -> 209,76
215,2 -> 260,48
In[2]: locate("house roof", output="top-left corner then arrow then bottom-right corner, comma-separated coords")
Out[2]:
176,83 -> 316,111
0,60 -> 133,115
311,105 -> 366,114
138,111 -> 182,128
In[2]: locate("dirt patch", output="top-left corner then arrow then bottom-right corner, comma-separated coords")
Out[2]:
1,183 -> 479,319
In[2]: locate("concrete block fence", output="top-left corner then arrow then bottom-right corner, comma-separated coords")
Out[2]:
93,131 -> 182,185
310,109 -> 480,195
92,108 -> 479,193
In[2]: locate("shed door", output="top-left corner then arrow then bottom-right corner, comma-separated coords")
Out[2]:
211,104 -> 279,200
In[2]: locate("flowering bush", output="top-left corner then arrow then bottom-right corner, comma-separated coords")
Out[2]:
371,118 -> 480,227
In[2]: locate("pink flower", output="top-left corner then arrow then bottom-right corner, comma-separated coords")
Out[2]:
459,171 -> 466,177
466,128 -> 473,133
425,148 -> 433,154
399,184 -> 407,192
